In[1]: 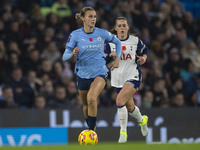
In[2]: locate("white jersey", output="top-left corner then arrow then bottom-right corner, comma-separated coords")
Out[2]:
109,35 -> 146,88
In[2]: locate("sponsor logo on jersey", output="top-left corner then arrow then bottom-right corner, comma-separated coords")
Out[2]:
82,44 -> 102,49
97,37 -> 101,41
89,38 -> 93,42
120,52 -> 132,60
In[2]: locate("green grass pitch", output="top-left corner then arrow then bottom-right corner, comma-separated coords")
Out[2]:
0,142 -> 200,150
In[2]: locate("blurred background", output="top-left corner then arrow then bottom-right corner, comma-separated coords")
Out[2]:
0,0 -> 200,147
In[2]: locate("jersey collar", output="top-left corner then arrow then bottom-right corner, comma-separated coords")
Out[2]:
117,35 -> 129,41
82,27 -> 96,34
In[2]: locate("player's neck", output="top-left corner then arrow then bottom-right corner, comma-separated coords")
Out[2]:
118,34 -> 128,40
83,26 -> 94,33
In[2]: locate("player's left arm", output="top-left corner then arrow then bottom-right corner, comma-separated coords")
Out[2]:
136,38 -> 149,65
102,29 -> 122,70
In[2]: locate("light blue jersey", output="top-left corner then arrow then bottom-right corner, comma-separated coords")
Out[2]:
62,27 -> 121,79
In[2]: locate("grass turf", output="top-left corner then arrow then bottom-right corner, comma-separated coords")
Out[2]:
0,142 -> 199,150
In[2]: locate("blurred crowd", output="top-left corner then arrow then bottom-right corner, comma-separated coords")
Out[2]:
0,0 -> 200,109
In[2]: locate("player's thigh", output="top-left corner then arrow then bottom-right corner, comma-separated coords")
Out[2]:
78,90 -> 88,105
117,83 -> 137,104
87,76 -> 106,99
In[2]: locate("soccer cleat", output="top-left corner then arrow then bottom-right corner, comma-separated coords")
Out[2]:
118,130 -> 127,143
140,115 -> 148,136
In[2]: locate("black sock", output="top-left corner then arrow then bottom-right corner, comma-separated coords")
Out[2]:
88,116 -> 97,131
85,118 -> 89,127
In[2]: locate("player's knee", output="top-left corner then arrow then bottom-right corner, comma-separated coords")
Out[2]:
87,95 -> 97,107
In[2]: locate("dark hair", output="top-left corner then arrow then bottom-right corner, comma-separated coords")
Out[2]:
111,17 -> 129,35
35,95 -> 45,101
75,7 -> 95,20
56,85 -> 65,90
11,66 -> 22,73
2,85 -> 12,92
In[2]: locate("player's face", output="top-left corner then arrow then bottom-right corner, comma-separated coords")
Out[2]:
115,19 -> 129,37
82,10 -> 96,28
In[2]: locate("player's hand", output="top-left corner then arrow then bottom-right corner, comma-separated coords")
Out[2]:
137,54 -> 147,65
109,57 -> 120,71
109,51 -> 116,57
71,47 -> 79,56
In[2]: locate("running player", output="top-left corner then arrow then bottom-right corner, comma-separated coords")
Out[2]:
105,17 -> 149,143
62,7 -> 122,131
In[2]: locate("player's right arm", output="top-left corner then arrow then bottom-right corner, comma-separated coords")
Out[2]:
62,33 -> 78,61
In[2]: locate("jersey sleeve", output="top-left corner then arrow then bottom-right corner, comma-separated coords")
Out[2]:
101,29 -> 121,58
104,41 -> 113,64
62,32 -> 77,61
136,37 -> 149,56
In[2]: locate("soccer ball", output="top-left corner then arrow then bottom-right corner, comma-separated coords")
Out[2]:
78,130 -> 98,145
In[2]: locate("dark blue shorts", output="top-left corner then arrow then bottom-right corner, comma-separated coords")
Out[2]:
77,74 -> 108,90
115,79 -> 141,94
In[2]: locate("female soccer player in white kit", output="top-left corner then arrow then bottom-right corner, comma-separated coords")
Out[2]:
105,17 -> 149,143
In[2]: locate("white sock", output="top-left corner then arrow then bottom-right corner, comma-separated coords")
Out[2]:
129,105 -> 143,123
117,105 -> 128,132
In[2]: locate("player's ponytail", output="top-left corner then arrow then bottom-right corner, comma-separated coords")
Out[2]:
75,7 -> 95,20
75,13 -> 81,20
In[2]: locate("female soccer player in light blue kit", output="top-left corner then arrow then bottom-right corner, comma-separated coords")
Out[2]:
62,7 -> 121,131
105,17 -> 149,143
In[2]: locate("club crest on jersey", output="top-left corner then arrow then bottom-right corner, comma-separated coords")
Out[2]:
89,38 -> 93,42
122,46 -> 126,51
97,37 -> 101,41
